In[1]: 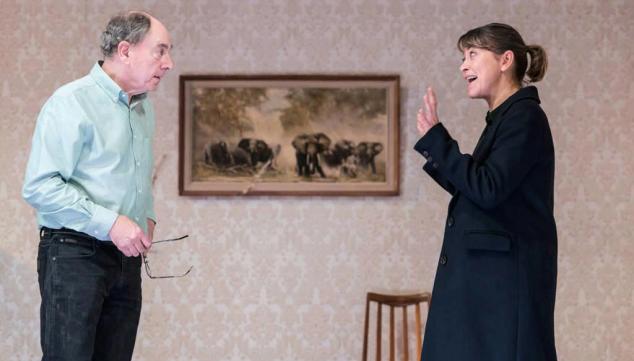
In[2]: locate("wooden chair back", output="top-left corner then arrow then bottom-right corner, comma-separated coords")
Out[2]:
362,291 -> 432,361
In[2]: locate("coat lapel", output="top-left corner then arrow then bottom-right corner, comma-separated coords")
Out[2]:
472,119 -> 504,162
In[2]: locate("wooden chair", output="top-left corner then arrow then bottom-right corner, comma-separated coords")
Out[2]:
362,291 -> 432,361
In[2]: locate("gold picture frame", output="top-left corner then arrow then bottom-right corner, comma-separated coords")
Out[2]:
179,74 -> 400,196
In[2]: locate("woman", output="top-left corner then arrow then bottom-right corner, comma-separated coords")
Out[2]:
415,23 -> 557,361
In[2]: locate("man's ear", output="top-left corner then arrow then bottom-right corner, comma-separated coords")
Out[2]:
117,41 -> 132,64
500,50 -> 514,73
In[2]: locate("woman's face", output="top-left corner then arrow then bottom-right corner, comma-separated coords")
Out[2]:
459,47 -> 504,103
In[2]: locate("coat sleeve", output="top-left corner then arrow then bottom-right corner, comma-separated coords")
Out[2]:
414,125 -> 456,195
414,105 -> 547,209
422,159 -> 456,195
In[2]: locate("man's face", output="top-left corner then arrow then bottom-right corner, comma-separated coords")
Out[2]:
125,17 -> 173,95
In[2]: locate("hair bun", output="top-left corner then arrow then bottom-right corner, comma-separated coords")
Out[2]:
526,45 -> 548,83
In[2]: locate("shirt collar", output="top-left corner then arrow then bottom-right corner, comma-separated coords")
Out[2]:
90,61 -> 147,107
485,86 -> 541,125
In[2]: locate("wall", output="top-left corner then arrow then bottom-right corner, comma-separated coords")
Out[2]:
0,0 -> 632,360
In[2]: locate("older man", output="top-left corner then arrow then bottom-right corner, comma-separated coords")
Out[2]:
23,11 -> 173,360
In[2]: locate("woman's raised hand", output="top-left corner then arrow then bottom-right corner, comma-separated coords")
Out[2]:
417,86 -> 439,136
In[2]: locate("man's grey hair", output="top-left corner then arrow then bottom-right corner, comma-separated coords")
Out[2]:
100,12 -> 151,57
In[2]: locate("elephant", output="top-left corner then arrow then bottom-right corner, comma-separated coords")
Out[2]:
204,141 -> 232,167
204,141 -> 252,169
322,139 -> 357,177
322,139 -> 355,167
237,138 -> 275,170
355,141 -> 384,174
291,133 -> 331,177
229,147 -> 252,167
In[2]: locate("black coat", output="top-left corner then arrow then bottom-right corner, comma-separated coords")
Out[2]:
414,86 -> 557,361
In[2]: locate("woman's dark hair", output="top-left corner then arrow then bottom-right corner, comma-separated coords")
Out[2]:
457,23 -> 547,84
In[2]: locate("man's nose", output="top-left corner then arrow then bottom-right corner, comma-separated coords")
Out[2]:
162,52 -> 174,70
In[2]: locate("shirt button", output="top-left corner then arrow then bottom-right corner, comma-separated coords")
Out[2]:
439,254 -> 448,265
138,189 -> 142,193
136,162 -> 141,166
447,216 -> 454,227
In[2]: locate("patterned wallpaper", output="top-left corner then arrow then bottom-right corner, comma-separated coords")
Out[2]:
1,0 -> 632,360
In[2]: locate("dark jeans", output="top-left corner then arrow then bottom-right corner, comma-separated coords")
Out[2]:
37,228 -> 142,361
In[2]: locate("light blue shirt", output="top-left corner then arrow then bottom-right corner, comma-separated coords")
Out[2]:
23,62 -> 156,241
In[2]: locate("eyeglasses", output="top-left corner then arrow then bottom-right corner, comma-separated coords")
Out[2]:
142,235 -> 193,279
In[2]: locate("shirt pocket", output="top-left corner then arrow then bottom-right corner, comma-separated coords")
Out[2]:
464,230 -> 512,252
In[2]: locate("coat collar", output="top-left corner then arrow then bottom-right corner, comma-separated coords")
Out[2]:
473,86 -> 541,160
486,86 -> 540,125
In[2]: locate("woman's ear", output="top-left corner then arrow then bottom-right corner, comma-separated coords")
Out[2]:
500,50 -> 514,73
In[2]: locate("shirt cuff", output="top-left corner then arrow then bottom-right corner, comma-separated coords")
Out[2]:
85,205 -> 119,241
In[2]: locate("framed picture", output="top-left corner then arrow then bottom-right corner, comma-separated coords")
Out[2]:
178,74 -> 400,196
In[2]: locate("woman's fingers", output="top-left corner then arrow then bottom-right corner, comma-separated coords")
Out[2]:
428,87 -> 438,120
423,95 -> 432,123
417,121 -> 426,135
417,109 -> 427,134
424,90 -> 433,116
424,87 -> 438,124
417,108 -> 426,134
417,109 -> 432,135
417,86 -> 440,136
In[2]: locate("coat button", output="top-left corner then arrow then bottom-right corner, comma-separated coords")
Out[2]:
439,254 -> 448,265
422,150 -> 429,158
432,162 -> 439,169
447,216 -> 454,227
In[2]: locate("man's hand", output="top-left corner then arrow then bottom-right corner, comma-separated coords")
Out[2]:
108,215 -> 151,257
417,86 -> 440,136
